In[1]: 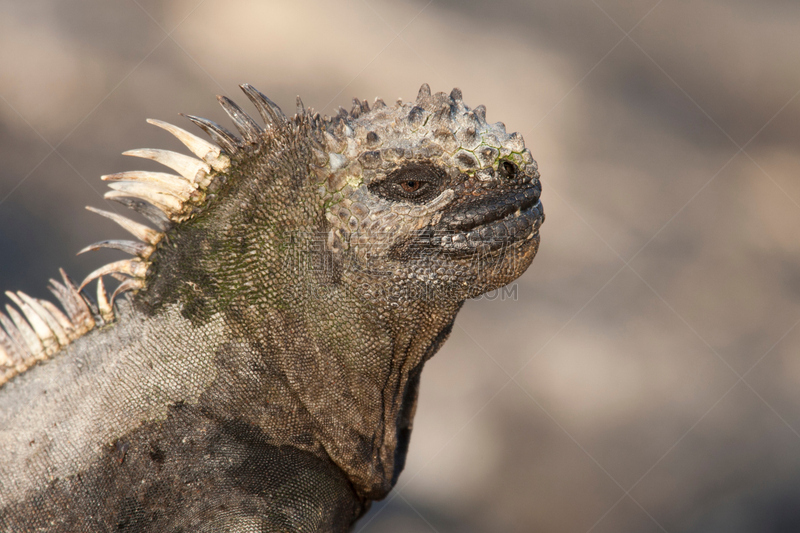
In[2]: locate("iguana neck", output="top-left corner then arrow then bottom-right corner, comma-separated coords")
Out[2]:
126,136 -> 461,499
252,292 -> 461,499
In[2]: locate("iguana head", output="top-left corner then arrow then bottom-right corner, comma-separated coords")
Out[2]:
78,82 -> 544,316
314,84 -> 543,305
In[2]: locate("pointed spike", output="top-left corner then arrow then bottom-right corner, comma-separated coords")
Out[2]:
239,84 -> 286,126
6,292 -> 57,354
311,147 -> 328,167
60,269 -> 80,293
38,299 -> 78,342
373,98 -> 387,109
17,293 -> 69,347
111,278 -> 145,305
0,313 -> 27,364
79,292 -> 100,322
183,114 -> 240,155
0,329 -> 19,367
78,239 -> 153,258
96,277 -> 114,324
85,207 -> 161,245
0,328 -> 22,364
48,280 -> 80,324
54,269 -> 95,334
104,169 -> 192,188
102,171 -> 194,198
104,185 -> 184,215
59,268 -> 98,330
417,83 -> 432,102
296,95 -> 305,116
147,118 -> 220,159
104,190 -> 182,222
79,260 -> 149,292
146,118 -> 230,171
105,196 -> 173,232
324,131 -> 344,153
5,305 -> 44,358
350,98 -> 362,119
122,149 -> 210,183
450,87 -> 463,102
473,105 -> 487,123
216,95 -> 263,144
434,103 -> 452,121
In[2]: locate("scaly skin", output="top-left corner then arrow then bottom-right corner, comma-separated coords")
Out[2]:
0,83 -> 543,532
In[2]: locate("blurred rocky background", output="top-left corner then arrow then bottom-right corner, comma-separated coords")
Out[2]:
2,1 -> 800,531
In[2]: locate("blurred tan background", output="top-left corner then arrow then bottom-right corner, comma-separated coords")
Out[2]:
2,1 -> 800,531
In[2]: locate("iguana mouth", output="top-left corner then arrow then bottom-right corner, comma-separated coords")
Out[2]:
419,185 -> 544,255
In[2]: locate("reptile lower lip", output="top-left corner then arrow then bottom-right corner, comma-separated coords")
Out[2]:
429,200 -> 544,254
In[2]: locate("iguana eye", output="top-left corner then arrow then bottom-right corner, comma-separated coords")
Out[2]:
369,162 -> 446,203
401,180 -> 422,193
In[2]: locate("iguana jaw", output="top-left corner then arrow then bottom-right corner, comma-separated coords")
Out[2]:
420,189 -> 543,256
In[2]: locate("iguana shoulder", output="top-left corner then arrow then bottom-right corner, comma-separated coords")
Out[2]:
0,83 -> 543,531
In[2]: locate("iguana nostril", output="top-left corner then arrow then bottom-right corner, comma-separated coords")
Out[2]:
499,160 -> 518,179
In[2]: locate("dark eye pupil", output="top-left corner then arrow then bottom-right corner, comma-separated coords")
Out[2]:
401,180 -> 421,193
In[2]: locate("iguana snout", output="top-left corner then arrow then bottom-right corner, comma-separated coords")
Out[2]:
313,83 -> 544,303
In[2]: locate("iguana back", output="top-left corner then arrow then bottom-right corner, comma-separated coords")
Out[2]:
0,84 -> 543,532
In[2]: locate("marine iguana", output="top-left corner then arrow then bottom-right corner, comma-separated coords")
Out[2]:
0,83 -> 543,532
